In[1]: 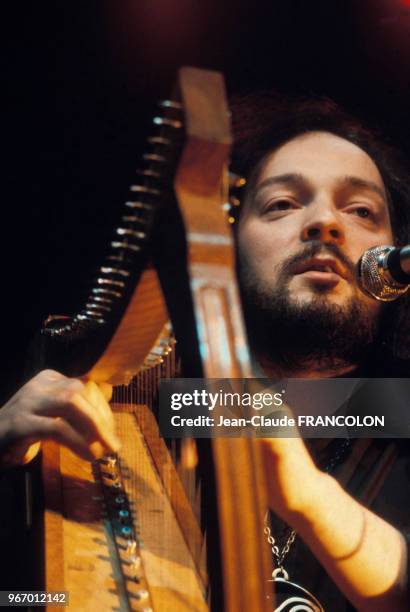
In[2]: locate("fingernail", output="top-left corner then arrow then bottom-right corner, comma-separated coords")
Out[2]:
90,441 -> 106,460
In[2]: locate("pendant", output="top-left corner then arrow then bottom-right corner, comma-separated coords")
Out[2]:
268,568 -> 325,612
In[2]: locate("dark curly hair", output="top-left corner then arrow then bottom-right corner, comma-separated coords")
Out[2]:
230,93 -> 410,366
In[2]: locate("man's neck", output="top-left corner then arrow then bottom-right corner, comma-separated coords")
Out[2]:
257,353 -> 357,379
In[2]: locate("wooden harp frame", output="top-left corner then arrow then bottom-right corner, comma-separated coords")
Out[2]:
41,67 -> 273,612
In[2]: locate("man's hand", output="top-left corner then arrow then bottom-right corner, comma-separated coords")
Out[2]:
259,436 -> 321,521
259,436 -> 408,611
0,369 -> 120,468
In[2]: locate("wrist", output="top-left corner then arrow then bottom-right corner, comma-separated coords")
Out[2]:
0,407 -> 14,451
281,465 -> 333,525
0,404 -> 29,468
288,470 -> 346,535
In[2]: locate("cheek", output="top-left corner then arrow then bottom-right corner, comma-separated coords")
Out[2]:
238,222 -> 270,265
237,221 -> 293,278
345,226 -> 394,264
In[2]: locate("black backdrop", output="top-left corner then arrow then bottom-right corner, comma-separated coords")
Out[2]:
2,0 -> 410,401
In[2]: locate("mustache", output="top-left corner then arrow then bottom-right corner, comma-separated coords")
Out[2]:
280,241 -> 356,280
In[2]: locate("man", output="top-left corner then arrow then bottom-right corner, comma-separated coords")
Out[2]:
232,96 -> 410,610
1,96 -> 408,609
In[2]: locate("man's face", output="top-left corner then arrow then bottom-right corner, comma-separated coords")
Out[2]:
238,131 -> 393,314
237,131 -> 394,370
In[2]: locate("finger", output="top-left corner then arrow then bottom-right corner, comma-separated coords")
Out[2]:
36,378 -> 119,452
81,376 -> 113,402
23,375 -> 114,431
38,389 -> 118,454
21,415 -> 95,462
15,375 -> 120,455
69,393 -> 120,453
98,382 -> 113,402
35,377 -> 119,452
82,381 -> 120,450
89,440 -> 109,460
94,382 -> 113,402
83,380 -> 115,427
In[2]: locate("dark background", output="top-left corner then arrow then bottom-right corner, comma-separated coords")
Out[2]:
2,0 -> 410,401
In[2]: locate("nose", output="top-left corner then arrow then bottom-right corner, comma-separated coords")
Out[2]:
301,200 -> 345,245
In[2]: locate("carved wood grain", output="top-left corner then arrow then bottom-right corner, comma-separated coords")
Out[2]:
42,441 -> 65,612
88,266 -> 168,386
42,67 -> 273,611
175,67 -> 273,611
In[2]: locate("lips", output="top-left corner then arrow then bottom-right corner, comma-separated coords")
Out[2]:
293,257 -> 347,279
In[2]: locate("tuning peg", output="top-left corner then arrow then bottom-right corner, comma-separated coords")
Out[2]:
158,99 -> 183,110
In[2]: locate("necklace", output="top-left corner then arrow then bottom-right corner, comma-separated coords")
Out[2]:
265,438 -> 352,611
264,518 -> 324,611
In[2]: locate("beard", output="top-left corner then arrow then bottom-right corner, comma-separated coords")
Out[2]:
238,241 -> 380,373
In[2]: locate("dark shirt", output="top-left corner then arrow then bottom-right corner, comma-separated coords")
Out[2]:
269,437 -> 410,610
268,368 -> 410,610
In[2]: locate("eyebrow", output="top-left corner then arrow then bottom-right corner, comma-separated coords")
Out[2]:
250,172 -> 309,201
339,175 -> 386,201
253,173 -> 307,199
252,173 -> 387,202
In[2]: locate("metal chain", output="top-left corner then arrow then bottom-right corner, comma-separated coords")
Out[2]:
264,516 -> 296,570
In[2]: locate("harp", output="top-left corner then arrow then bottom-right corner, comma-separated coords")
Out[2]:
39,67 -> 272,611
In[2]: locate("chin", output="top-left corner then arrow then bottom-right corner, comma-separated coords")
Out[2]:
290,289 -> 354,310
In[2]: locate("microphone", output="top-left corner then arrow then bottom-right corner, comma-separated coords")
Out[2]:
358,245 -> 410,301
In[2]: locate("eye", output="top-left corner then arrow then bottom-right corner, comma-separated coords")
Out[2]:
347,205 -> 377,220
265,199 -> 297,212
354,206 -> 371,218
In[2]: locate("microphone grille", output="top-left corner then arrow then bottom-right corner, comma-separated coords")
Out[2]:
359,245 -> 408,301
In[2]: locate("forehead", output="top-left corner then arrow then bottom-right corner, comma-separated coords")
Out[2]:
256,131 -> 386,193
